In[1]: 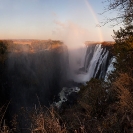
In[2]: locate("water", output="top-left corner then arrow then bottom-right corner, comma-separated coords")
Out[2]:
56,43 -> 112,107
67,44 -> 111,83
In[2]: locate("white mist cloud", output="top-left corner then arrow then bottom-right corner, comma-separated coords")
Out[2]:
53,20 -> 90,49
53,20 -> 91,79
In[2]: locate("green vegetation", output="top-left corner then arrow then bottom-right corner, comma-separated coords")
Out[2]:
113,25 -> 133,75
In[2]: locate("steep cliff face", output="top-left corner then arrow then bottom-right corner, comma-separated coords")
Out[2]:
0,40 -> 11,106
67,43 -> 113,83
6,41 -> 68,114
55,43 -> 114,107
1,40 -> 114,118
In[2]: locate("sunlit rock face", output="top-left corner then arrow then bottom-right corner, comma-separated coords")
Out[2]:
6,40 -> 68,114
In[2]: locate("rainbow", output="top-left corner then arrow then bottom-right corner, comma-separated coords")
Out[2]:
84,0 -> 104,42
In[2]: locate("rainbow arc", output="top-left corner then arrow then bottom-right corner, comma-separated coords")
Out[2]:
84,0 -> 104,42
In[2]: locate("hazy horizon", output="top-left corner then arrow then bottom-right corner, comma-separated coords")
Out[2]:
0,0 -> 121,42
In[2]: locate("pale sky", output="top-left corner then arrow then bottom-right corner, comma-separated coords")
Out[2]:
0,0 -> 120,41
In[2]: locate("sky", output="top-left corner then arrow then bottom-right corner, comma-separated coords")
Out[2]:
0,0 -> 121,41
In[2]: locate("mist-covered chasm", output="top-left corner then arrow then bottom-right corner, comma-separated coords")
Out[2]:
6,40 -> 68,114
5,39 -> 113,118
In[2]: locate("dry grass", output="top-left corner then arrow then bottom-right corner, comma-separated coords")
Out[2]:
0,103 -> 11,133
113,73 -> 133,113
29,106 -> 67,133
11,106 -> 67,133
1,74 -> 133,133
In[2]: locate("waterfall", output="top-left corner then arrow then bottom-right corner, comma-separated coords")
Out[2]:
55,43 -> 113,107
6,41 -> 112,109
68,44 -> 112,83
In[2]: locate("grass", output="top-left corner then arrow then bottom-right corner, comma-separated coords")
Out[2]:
29,106 -> 67,133
0,73 -> 133,133
0,103 -> 11,133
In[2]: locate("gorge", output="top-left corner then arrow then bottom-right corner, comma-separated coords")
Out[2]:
0,40 -> 115,129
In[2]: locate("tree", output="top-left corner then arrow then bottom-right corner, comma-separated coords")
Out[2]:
101,0 -> 133,75
113,24 -> 133,44
102,0 -> 133,26
112,24 -> 133,75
